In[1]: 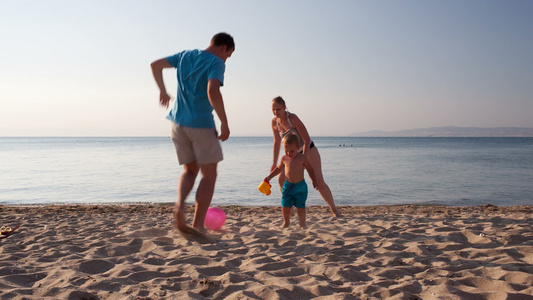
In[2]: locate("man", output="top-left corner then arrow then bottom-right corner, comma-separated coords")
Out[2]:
151,33 -> 235,238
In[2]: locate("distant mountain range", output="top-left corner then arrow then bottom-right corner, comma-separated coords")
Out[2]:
350,127 -> 533,137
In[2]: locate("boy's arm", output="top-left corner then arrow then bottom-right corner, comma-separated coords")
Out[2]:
265,161 -> 284,182
303,156 -> 318,189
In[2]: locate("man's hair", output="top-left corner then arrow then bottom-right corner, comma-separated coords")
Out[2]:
282,133 -> 300,147
211,32 -> 235,51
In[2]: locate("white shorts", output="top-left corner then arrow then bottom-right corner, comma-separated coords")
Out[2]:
170,123 -> 223,165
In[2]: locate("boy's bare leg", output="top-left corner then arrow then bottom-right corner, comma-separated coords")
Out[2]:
174,162 -> 199,233
282,207 -> 291,228
279,176 -> 295,216
297,207 -> 307,229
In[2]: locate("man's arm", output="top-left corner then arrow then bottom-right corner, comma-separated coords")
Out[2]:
207,78 -> 230,141
150,58 -> 173,108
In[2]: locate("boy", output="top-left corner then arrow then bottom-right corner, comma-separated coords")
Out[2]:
265,133 -> 317,229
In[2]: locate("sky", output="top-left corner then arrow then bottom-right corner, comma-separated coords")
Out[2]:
1,0 -> 533,137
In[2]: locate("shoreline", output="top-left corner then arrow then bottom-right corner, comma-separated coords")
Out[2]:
1,204 -> 532,299
1,203 -> 532,215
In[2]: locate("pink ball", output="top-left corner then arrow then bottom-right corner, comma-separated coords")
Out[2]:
204,207 -> 226,230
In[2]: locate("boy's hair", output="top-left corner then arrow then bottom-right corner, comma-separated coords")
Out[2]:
282,133 -> 300,147
211,32 -> 235,51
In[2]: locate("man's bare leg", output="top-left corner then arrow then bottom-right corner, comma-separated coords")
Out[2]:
192,163 -> 217,231
174,162 -> 199,233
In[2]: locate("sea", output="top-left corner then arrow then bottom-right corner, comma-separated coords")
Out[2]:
1,137 -> 532,207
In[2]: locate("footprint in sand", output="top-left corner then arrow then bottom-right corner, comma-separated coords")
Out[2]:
2,273 -> 47,287
79,259 -> 115,274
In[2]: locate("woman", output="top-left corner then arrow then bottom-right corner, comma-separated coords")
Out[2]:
270,96 -> 340,217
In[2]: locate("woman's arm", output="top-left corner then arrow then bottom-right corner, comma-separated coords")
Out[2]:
290,114 -> 312,154
271,118 -> 282,171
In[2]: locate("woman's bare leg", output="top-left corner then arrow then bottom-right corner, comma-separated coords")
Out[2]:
306,147 -> 340,217
277,171 -> 285,192
297,207 -> 306,229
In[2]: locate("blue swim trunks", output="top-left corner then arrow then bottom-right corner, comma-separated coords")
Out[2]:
281,180 -> 308,208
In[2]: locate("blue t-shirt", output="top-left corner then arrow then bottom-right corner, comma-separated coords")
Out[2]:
165,49 -> 225,128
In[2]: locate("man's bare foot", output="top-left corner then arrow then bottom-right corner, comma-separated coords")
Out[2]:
281,222 -> 289,228
173,208 -> 214,243
173,206 -> 193,233
300,224 -> 307,229
178,227 -> 215,244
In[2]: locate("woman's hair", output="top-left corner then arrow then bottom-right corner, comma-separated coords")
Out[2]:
272,96 -> 286,107
282,133 -> 300,147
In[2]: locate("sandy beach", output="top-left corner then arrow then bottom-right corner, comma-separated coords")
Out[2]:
0,204 -> 532,299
